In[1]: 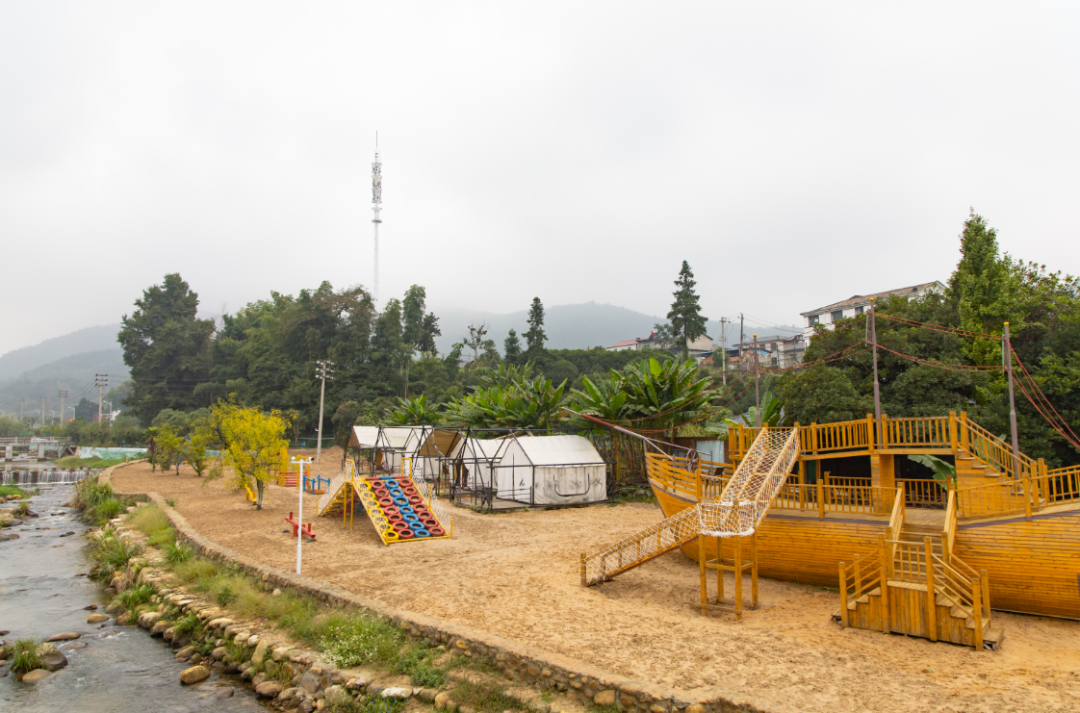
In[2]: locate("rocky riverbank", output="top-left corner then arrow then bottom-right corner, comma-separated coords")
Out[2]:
84,501 -> 600,713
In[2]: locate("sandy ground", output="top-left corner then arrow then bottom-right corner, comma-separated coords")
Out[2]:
114,454 -> 1080,713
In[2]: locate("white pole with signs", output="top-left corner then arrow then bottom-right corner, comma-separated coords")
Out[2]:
291,456 -> 312,574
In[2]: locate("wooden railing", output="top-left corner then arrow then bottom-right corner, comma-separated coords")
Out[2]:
961,415 -> 1039,481
942,490 -> 957,555
838,543 -> 886,631
771,481 -> 895,516
956,467 -> 1080,519
881,416 -> 951,449
887,484 -> 905,539
644,452 -> 733,503
897,478 -> 947,508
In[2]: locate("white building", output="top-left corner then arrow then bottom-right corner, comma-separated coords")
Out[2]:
800,282 -> 945,329
606,331 -> 716,355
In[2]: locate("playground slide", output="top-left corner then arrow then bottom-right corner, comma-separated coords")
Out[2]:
353,474 -> 450,545
581,427 -> 800,586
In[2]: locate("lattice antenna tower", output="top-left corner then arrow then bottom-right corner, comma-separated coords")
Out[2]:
371,133 -> 382,306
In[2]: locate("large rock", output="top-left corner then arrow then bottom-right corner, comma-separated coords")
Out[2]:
300,669 -> 323,696
180,665 -> 210,685
35,643 -> 68,672
594,690 -> 616,706
149,620 -> 169,636
138,612 -> 161,629
435,691 -> 454,710
211,647 -> 228,661
251,639 -> 269,665
381,687 -> 413,699
175,646 -> 196,662
270,646 -> 292,662
255,680 -> 283,698
325,685 -> 353,707
277,687 -> 300,703
87,613 -> 110,624
21,668 -> 52,683
46,633 -> 81,642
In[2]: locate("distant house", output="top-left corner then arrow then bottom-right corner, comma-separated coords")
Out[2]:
732,334 -> 806,369
800,282 -> 945,329
606,331 -> 716,356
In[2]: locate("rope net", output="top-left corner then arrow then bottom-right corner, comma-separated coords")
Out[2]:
581,426 -> 799,585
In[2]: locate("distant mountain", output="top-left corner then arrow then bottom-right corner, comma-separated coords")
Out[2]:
433,302 -> 802,354
0,324 -> 122,382
0,349 -> 129,416
434,302 -> 663,354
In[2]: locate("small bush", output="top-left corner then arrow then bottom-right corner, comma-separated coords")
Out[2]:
14,501 -> 31,517
321,613 -> 404,669
127,505 -> 171,536
217,583 -> 237,607
114,583 -> 154,610
164,541 -> 193,564
357,697 -> 405,713
10,639 -> 41,675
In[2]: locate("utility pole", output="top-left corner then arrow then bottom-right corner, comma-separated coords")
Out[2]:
371,136 -> 382,306
96,374 -> 108,423
41,398 -> 46,427
739,313 -> 745,372
869,299 -> 882,444
59,390 -> 67,425
19,398 -> 25,423
753,334 -> 761,428
314,360 -> 335,463
720,317 -> 727,386
1004,322 -> 1021,479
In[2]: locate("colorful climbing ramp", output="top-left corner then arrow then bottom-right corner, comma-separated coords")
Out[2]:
354,474 -> 451,544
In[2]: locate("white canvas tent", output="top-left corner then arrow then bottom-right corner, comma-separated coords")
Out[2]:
494,435 -> 607,505
348,426 -> 424,474
458,437 -> 511,491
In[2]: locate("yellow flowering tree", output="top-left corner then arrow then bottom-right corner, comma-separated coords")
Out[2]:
208,400 -> 290,510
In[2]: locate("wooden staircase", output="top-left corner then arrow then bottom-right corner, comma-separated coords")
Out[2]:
836,488 -> 1004,650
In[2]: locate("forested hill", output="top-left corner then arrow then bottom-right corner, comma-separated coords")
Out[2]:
0,324 -> 122,382
435,302 -> 801,353
0,348 -> 129,414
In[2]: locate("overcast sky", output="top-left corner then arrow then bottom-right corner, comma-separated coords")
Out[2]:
2,2 -> 1078,355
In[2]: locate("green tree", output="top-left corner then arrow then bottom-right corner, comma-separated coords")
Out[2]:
118,274 -> 215,424
776,366 -> 872,425
388,395 -> 442,426
418,313 -> 441,356
503,329 -> 522,365
524,297 -> 547,357
666,261 -> 708,361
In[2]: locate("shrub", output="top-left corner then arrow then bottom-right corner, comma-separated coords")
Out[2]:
173,612 -> 201,637
217,584 -> 237,607
397,644 -> 446,687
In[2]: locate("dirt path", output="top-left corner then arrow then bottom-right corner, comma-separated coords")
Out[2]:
114,459 -> 1080,713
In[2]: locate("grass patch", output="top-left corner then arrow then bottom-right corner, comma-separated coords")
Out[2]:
451,679 -> 525,713
173,612 -> 202,637
164,540 -> 193,564
396,642 -> 448,687
0,485 -> 25,499
128,505 -> 171,537
14,501 -> 32,517
53,456 -> 129,469
320,612 -> 404,669
9,639 -> 41,675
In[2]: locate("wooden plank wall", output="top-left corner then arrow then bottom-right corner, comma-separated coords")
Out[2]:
956,512 -> 1080,619
677,516 -> 889,588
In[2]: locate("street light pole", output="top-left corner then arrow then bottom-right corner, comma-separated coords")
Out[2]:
314,360 -> 335,463
1004,322 -> 1021,479
291,456 -> 312,575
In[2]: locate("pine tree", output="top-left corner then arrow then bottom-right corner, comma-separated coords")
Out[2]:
666,261 -> 708,361
504,328 -> 522,364
524,297 -> 547,356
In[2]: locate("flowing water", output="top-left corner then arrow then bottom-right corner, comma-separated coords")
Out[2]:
1,465 -> 99,486
0,484 -> 268,713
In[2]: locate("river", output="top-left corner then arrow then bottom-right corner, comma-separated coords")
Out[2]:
0,483 -> 268,712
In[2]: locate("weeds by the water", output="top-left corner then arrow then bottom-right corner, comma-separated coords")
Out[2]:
14,501 -> 31,517
9,639 -> 41,675
74,477 -> 130,526
86,528 -> 142,582
0,485 -> 25,499
173,612 -> 202,637
164,540 -> 193,564
53,455 -> 128,469
114,583 -> 155,610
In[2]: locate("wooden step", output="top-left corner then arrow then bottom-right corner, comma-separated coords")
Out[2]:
888,580 -> 928,591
